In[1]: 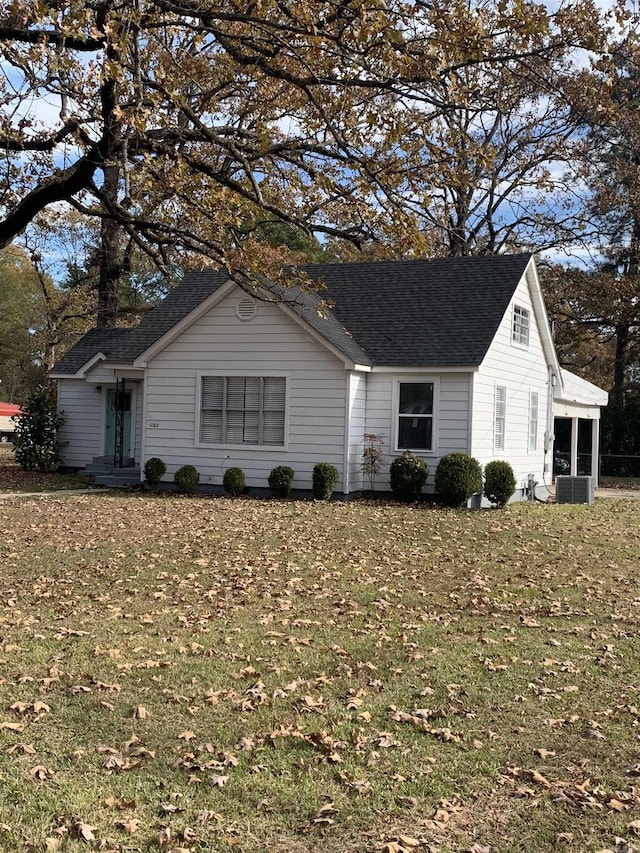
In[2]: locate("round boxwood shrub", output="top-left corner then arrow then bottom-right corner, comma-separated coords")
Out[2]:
144,457 -> 166,490
268,465 -> 295,498
312,462 -> 339,500
389,451 -> 428,502
435,452 -> 482,508
223,466 -> 246,496
484,460 -> 516,508
174,464 -> 200,494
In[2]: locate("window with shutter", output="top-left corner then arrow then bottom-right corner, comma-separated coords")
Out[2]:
199,376 -> 286,446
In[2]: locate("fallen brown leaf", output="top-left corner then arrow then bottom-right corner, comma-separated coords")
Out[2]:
105,796 -> 136,809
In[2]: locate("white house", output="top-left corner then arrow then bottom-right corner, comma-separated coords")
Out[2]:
50,254 -> 608,500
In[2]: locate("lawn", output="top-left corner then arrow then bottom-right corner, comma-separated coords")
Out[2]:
0,492 -> 639,852
0,445 -> 93,492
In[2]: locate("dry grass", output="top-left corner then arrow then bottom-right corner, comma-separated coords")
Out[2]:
0,445 -> 93,492
0,491 -> 639,852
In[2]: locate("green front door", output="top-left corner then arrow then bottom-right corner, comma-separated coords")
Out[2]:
105,388 -> 132,459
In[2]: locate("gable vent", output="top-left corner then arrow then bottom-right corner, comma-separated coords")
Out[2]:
236,297 -> 257,321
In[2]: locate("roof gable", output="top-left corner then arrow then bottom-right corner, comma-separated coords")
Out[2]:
53,254 -> 534,374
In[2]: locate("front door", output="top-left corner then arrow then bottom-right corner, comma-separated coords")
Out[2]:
105,388 -> 132,460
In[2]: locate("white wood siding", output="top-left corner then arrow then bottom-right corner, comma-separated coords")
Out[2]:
57,379 -> 102,468
365,372 -> 471,492
346,371 -> 367,492
471,272 -> 550,491
144,288 -> 348,491
84,364 -> 119,384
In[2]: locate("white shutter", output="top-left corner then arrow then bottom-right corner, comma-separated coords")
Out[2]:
201,377 -> 223,443
263,378 -> 285,409
495,386 -> 506,451
244,377 -> 261,411
225,378 -> 260,443
200,411 -> 222,443
263,378 -> 286,445
226,377 -> 247,411
202,376 -> 223,409
529,392 -> 539,451
243,410 -> 260,444
226,410 -> 259,444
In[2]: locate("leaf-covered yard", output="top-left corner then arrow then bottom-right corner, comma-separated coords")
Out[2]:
0,445 -> 91,493
0,493 -> 639,852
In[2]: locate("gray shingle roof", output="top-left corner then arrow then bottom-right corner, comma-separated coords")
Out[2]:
53,254 -> 532,374
51,327 -> 133,375
298,253 -> 532,366
52,269 -> 230,374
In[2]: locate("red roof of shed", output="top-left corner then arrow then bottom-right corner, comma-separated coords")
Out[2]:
0,403 -> 21,417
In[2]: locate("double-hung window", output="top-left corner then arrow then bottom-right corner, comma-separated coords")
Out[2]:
494,385 -> 506,452
200,376 -> 286,446
397,381 -> 434,451
529,391 -> 539,451
512,305 -> 530,346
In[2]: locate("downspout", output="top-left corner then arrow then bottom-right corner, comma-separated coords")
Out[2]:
544,366 -> 556,482
342,372 -> 352,495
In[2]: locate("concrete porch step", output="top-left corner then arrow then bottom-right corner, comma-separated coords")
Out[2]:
93,467 -> 141,487
83,456 -> 136,475
82,456 -> 140,486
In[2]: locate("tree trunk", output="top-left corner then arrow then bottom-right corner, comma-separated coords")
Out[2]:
96,161 -> 121,328
608,323 -> 630,454
95,0 -> 122,329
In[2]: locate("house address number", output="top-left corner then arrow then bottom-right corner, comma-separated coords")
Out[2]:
149,421 -> 160,428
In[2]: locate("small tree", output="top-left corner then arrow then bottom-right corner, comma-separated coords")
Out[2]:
484,460 -> 516,508
13,384 -> 64,472
360,433 -> 385,493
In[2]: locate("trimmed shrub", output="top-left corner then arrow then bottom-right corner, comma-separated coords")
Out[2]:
268,465 -> 295,498
484,460 -> 516,508
435,452 -> 482,508
223,466 -> 246,496
144,457 -> 166,489
13,384 -> 64,472
312,462 -> 339,500
389,451 -> 428,502
174,464 -> 200,494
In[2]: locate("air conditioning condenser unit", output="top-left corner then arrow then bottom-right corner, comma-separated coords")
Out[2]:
555,475 -> 595,505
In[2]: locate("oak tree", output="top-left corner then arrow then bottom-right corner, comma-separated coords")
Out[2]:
0,0 -> 604,326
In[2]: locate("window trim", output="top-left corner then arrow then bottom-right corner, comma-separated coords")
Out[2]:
528,390 -> 539,452
392,377 -> 439,455
494,384 -> 506,452
195,372 -> 289,450
512,304 -> 530,347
